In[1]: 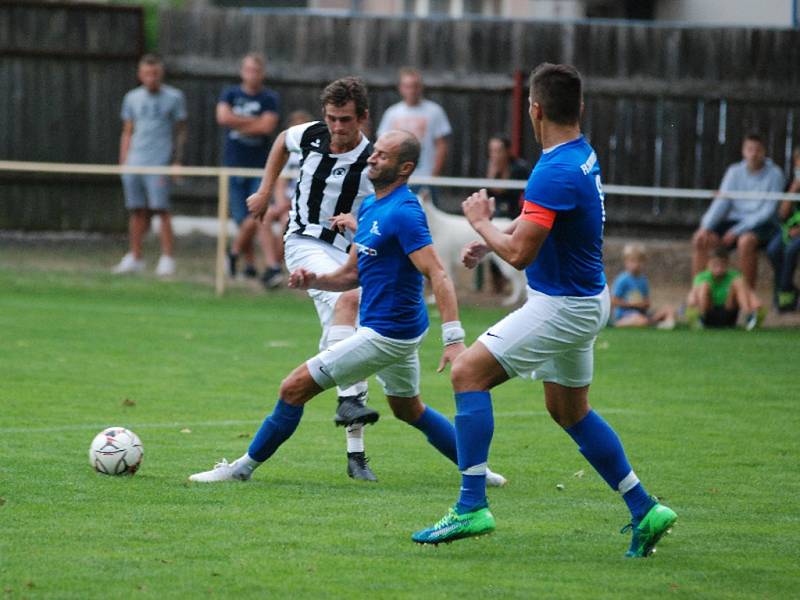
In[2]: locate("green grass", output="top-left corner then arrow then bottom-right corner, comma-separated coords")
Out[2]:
1,268 -> 798,599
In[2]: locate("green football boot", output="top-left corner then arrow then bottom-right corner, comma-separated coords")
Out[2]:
622,501 -> 678,558
412,505 -> 496,545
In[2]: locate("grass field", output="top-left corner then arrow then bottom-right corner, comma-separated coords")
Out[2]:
1,267 -> 798,599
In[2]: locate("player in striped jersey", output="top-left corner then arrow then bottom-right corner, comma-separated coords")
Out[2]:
245,77 -> 379,481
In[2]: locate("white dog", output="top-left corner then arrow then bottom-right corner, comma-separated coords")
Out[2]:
419,192 -> 526,306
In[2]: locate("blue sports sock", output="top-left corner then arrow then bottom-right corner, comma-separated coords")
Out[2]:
248,399 -> 304,463
454,391 -> 494,512
411,406 -> 457,463
565,410 -> 654,523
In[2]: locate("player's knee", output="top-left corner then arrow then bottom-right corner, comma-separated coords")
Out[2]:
450,353 -> 476,391
692,229 -> 707,248
278,371 -> 311,405
334,290 -> 359,321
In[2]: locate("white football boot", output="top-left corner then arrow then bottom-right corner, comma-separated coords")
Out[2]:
112,252 -> 145,274
188,458 -> 253,483
155,255 -> 176,277
486,467 -> 508,487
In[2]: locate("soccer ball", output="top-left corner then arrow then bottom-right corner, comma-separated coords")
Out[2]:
88,427 -> 143,475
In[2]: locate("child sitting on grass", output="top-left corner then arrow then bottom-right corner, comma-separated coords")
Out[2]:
610,242 -> 676,329
687,246 -> 763,330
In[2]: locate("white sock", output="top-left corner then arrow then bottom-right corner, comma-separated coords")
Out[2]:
346,424 -> 365,453
233,453 -> 261,476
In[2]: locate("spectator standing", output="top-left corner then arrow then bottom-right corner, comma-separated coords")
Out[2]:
692,132 -> 783,290
217,53 -> 280,285
113,54 -> 187,276
766,147 -> 800,311
377,68 -> 451,200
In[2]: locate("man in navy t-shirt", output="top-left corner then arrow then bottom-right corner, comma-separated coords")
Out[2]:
216,53 -> 280,283
189,130 -> 505,487
414,63 -> 677,558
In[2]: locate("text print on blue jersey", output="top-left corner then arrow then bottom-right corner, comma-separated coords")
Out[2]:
581,151 -> 606,232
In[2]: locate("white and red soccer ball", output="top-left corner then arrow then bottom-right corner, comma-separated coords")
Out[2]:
88,427 -> 143,475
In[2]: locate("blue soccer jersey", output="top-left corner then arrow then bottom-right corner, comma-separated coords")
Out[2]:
523,136 -> 607,297
355,185 -> 432,339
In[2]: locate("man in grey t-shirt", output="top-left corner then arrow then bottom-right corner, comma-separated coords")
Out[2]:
692,132 -> 783,290
377,68 -> 451,201
113,54 -> 188,277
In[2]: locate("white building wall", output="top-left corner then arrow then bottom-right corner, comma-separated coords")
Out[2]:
655,0 -> 795,27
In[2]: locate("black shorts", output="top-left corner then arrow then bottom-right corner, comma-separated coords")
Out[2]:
701,306 -> 738,328
712,220 -> 779,247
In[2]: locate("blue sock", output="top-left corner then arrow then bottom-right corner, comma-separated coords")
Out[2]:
454,391 -> 494,512
411,406 -> 457,463
248,399 -> 304,463
565,410 -> 654,523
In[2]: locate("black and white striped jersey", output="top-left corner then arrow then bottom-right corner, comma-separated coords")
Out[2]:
284,121 -> 374,252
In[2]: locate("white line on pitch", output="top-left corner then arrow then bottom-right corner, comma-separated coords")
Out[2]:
0,408 -> 636,434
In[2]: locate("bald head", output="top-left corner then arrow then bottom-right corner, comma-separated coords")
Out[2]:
367,130 -> 421,192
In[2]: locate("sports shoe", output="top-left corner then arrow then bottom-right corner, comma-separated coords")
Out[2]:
777,290 -> 797,312
412,504 -> 496,545
622,501 -> 678,558
155,255 -> 176,277
243,264 -> 258,279
485,468 -> 508,487
188,458 -> 252,483
261,266 -> 284,289
334,393 -> 380,427
347,451 -> 377,482
112,252 -> 145,274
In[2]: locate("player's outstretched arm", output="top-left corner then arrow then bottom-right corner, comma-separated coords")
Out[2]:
409,244 -> 466,372
463,189 -> 549,270
288,247 -> 360,292
247,129 -> 290,221
461,218 -> 520,268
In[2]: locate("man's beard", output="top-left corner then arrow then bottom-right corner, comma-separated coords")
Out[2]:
369,165 -> 400,189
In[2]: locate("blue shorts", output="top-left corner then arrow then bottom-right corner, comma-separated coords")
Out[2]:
122,174 -> 171,211
229,176 -> 262,225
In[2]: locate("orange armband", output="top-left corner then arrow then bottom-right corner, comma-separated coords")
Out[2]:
520,201 -> 556,229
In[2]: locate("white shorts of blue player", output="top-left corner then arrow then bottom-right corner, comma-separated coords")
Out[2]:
479,286 -> 610,387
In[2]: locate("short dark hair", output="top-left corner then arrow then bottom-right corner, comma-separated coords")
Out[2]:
743,130 -> 765,146
489,134 -> 512,150
320,77 -> 369,118
395,131 -> 421,168
138,53 -> 162,68
529,63 -> 582,125
711,246 -> 730,261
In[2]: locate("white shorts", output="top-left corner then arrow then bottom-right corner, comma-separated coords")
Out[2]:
307,327 -> 425,398
478,286 -> 610,388
284,234 -> 356,351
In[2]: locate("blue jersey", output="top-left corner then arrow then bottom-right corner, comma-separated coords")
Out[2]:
523,136 -> 607,297
219,85 -> 280,167
611,271 -> 650,321
355,185 -> 432,339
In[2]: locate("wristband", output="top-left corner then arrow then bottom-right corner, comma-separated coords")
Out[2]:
441,321 -> 465,346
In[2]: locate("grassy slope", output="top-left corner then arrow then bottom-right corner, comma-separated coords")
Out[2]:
0,270 -> 798,598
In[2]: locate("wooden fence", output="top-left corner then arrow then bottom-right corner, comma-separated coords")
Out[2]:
2,5 -> 799,231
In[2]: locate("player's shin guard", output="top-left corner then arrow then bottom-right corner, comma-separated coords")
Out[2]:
411,406 -> 458,463
454,391 -> 494,512
248,399 -> 304,463
565,410 -> 654,522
